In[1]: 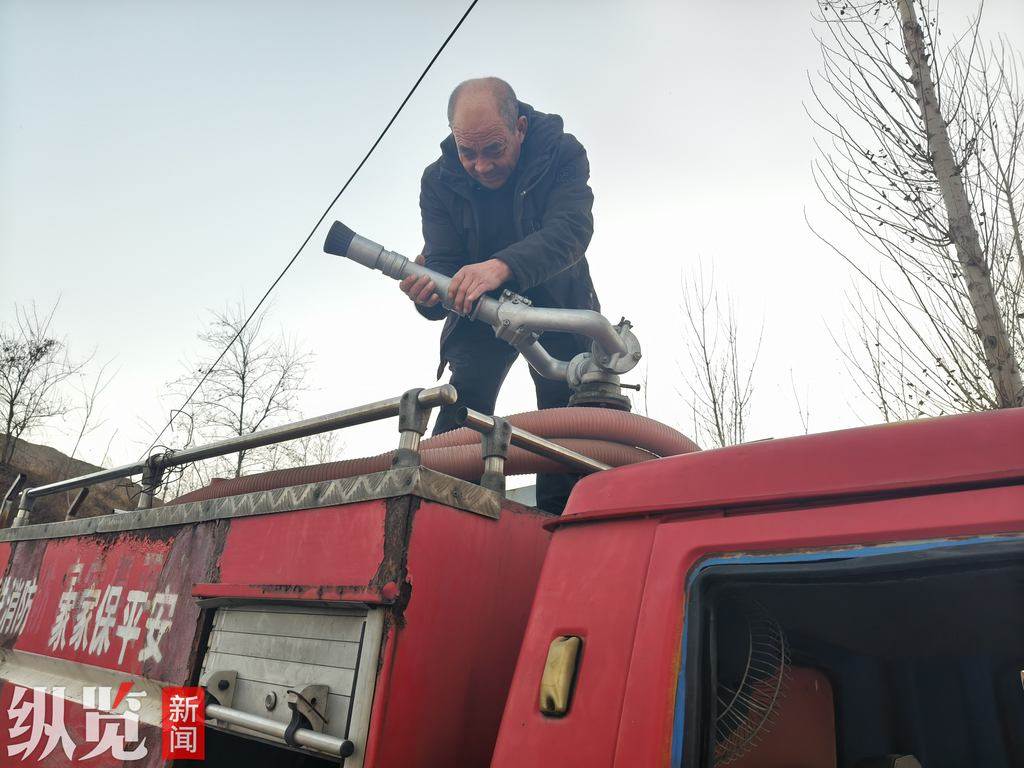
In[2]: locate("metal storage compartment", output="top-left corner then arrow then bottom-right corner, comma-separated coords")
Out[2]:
199,603 -> 384,765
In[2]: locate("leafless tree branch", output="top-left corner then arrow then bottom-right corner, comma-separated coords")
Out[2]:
157,302 -> 317,497
678,265 -> 762,448
0,301 -> 88,465
810,0 -> 1023,419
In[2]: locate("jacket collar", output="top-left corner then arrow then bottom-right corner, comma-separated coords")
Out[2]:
437,101 -> 562,194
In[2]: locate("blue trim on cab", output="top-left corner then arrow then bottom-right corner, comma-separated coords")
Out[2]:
668,533 -> 1024,766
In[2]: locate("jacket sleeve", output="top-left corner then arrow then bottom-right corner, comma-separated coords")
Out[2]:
417,169 -> 465,321
493,138 -> 595,292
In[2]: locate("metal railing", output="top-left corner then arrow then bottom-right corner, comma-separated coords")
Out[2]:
4,385 -> 612,527
9,385 -> 455,527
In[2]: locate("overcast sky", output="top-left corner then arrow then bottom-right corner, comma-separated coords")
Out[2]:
2,0 -> 1022,473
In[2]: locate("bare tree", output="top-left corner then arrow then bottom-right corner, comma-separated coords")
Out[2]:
268,431 -> 345,469
60,360 -> 116,507
164,303 -> 312,489
810,0 -> 1023,419
0,301 -> 85,465
679,267 -> 762,448
98,428 -> 120,469
790,369 -> 813,434
64,360 -> 116,466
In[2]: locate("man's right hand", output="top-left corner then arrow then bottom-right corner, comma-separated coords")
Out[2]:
399,254 -> 441,307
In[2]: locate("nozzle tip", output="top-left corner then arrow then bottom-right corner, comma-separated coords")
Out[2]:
324,221 -> 357,257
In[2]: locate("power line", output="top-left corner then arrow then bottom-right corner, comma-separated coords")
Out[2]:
141,0 -> 479,460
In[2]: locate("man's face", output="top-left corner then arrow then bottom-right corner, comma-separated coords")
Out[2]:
451,96 -> 527,190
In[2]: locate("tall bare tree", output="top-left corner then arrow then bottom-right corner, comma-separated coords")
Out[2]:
64,361 -> 116,466
679,267 -> 762,448
0,302 -> 85,465
810,0 -> 1023,419
164,303 -> 312,490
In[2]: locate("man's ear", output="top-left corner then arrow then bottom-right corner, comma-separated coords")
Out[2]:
516,115 -> 528,140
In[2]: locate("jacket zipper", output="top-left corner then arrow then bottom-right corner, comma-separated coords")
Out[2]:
514,153 -> 556,237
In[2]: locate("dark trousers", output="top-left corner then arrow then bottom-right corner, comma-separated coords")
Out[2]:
432,320 -> 587,513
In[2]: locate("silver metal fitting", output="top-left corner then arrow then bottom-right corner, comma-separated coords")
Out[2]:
204,670 -> 237,708
286,685 -> 329,735
590,319 -> 642,376
12,490 -> 35,528
393,388 -> 431,468
136,453 -> 167,510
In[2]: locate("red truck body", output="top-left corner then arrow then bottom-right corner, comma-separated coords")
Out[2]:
493,407 -> 1024,767
0,407 -> 1021,767
0,472 -> 551,767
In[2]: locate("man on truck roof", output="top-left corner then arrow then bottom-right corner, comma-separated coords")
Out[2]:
399,76 -> 600,512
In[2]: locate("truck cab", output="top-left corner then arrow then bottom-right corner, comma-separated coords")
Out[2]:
491,407 -> 1024,768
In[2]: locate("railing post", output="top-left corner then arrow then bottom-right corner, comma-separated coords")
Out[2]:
0,474 -> 26,528
392,388 -> 431,468
458,408 -> 611,474
479,417 -> 512,493
136,453 -> 167,510
12,489 -> 35,528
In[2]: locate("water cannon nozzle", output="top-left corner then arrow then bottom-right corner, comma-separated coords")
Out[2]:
324,221 -> 357,257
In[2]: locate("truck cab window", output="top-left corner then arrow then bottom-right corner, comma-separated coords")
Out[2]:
691,543 -> 1024,768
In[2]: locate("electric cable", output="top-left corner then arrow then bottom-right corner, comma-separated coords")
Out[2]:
140,0 -> 480,462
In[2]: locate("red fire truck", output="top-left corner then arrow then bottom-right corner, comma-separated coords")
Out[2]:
0,226 -> 1020,767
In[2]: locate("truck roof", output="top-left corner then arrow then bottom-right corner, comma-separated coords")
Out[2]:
562,408 -> 1024,525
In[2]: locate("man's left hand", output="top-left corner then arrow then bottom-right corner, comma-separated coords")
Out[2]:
448,259 -> 512,315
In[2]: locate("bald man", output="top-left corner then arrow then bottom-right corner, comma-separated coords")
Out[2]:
400,77 -> 599,512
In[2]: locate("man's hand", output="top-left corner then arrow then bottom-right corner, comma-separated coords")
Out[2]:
448,258 -> 512,315
399,254 -> 441,308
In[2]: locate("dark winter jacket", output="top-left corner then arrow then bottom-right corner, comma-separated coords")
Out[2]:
418,101 -> 600,369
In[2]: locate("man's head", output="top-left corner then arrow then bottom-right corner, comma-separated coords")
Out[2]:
447,77 -> 527,190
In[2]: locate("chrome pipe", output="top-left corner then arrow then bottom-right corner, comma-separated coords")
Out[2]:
206,703 -> 354,757
326,224 -> 458,307
459,409 -> 611,474
498,304 -> 626,356
169,385 -> 456,465
21,461 -> 147,500
324,222 -> 627,357
351,233 -> 459,301
515,338 -> 570,381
